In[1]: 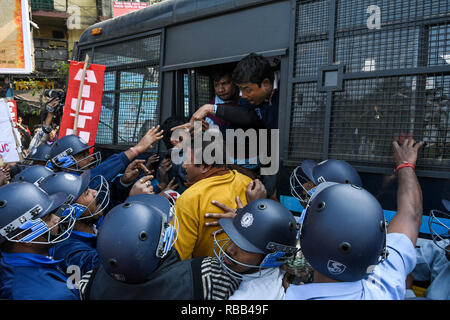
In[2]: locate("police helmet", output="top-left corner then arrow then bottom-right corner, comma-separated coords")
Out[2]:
48,135 -> 101,172
126,193 -> 176,222
0,182 -> 76,245
97,199 -> 177,283
26,143 -> 52,163
11,165 -> 54,185
428,199 -> 449,253
300,183 -> 387,282
214,199 -> 299,279
39,171 -> 110,221
290,159 -> 362,205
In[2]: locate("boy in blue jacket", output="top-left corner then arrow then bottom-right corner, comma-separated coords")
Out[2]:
39,170 -> 110,277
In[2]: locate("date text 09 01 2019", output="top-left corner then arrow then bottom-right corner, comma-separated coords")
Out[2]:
180,304 -> 269,317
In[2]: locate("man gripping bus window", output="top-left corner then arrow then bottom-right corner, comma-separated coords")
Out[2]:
189,53 -> 280,198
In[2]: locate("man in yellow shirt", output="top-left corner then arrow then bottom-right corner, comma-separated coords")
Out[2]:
173,139 -> 253,260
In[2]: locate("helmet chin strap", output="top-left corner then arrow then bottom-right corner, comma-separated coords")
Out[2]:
213,232 -> 296,280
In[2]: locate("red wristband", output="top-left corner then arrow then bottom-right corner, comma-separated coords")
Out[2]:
395,161 -> 415,173
129,147 -> 139,157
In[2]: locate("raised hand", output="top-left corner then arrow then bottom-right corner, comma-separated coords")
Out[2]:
158,158 -> 172,187
246,179 -> 267,203
121,159 -> 150,185
393,138 -> 424,167
146,153 -> 160,169
134,125 -> 164,154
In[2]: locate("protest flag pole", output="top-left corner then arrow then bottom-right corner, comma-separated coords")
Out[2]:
73,54 -> 90,135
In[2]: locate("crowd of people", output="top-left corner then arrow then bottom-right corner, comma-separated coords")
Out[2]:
0,53 -> 448,300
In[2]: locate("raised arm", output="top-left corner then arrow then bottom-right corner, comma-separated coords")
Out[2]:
387,139 -> 425,246
191,103 -> 265,129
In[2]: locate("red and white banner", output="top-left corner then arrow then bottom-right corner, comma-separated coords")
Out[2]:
0,99 -> 21,162
112,1 -> 149,17
59,60 -> 106,147
7,100 -> 17,123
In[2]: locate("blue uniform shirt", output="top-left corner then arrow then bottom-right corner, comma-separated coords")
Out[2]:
412,239 -> 450,300
89,152 -> 131,186
53,231 -> 99,278
285,233 -> 416,300
0,252 -> 79,300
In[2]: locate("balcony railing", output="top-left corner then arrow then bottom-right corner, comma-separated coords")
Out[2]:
31,0 -> 55,11
34,38 -> 69,72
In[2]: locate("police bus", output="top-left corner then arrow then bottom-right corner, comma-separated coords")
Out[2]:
74,0 -> 450,242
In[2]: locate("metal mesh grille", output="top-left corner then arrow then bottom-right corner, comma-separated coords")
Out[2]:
336,0 -> 450,32
96,93 -> 115,145
329,74 -> 450,172
289,0 -> 450,175
296,0 -> 329,38
92,36 -> 160,67
295,41 -> 328,77
329,76 -> 417,166
85,33 -> 161,146
428,24 -> 450,67
289,83 -> 327,160
335,26 -> 420,73
117,91 -> 159,145
184,74 -> 190,117
420,73 -> 450,170
196,73 -> 212,107
78,49 -> 90,62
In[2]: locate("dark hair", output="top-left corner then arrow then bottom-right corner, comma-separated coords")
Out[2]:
211,65 -> 233,82
232,53 -> 274,87
161,116 -> 188,150
189,133 -> 227,169
18,127 -> 31,149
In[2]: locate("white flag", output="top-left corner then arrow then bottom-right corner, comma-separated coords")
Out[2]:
0,99 -> 21,162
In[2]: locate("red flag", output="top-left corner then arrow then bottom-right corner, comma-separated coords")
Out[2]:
59,60 -> 106,148
7,100 -> 17,123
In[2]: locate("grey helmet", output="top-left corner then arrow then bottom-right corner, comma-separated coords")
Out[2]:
25,143 -> 52,165
48,134 -> 101,172
11,165 -> 54,185
39,171 -> 110,221
290,159 -> 362,205
0,182 -> 76,245
214,199 -> 299,279
428,199 -> 449,253
300,183 -> 388,282
96,198 -> 177,283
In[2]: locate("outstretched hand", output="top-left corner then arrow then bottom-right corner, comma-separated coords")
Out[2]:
205,196 -> 244,235
191,104 -> 214,122
246,179 -> 267,203
134,125 -> 164,154
121,159 -> 150,185
171,120 -> 209,135
393,138 -> 424,167
146,153 -> 160,169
